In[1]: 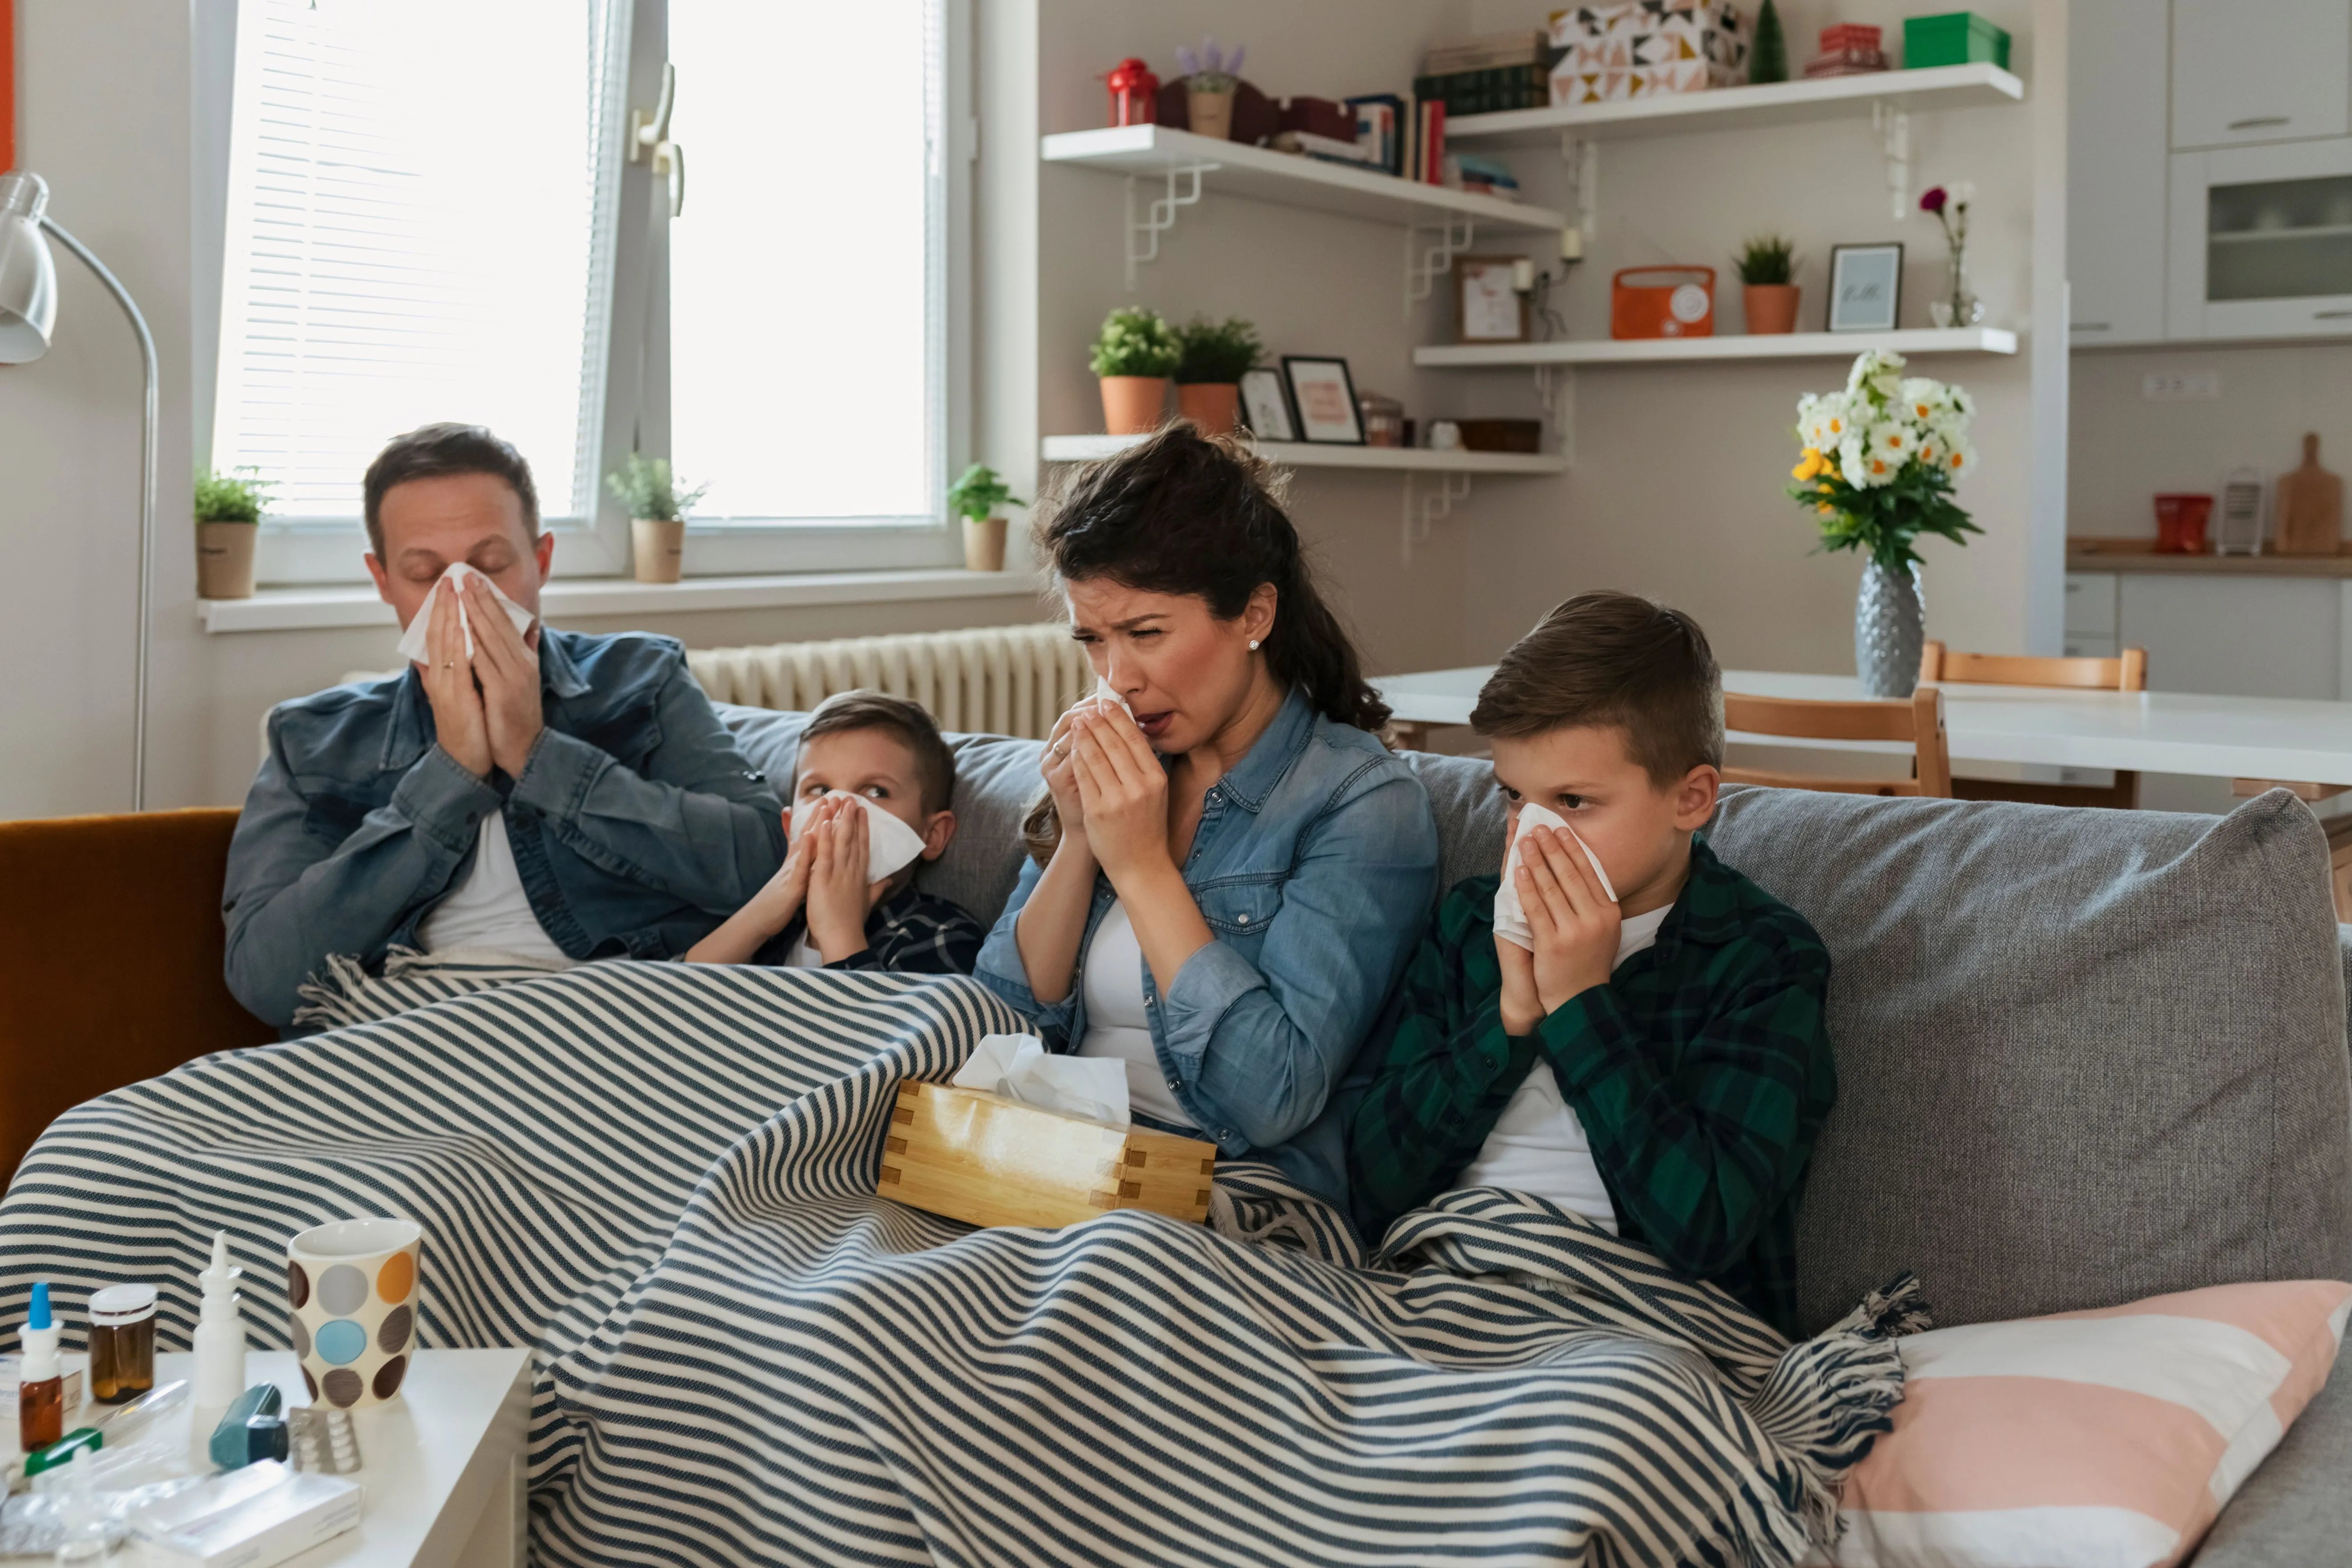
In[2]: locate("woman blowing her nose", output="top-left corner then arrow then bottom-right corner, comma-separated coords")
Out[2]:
973,425 -> 1440,1208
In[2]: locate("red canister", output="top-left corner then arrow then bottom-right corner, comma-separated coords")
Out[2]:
2154,493 -> 2213,553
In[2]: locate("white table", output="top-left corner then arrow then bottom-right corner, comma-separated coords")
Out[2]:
1375,666 -> 2352,788
144,1348 -> 532,1568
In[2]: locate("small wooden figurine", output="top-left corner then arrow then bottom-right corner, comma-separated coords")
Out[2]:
2273,432 -> 2343,556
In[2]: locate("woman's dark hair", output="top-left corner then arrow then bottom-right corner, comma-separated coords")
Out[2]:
1034,423 -> 1390,734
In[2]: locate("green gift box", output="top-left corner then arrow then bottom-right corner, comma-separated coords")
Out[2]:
1904,12 -> 2011,69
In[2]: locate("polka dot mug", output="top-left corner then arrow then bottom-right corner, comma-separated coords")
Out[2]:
286,1218 -> 422,1409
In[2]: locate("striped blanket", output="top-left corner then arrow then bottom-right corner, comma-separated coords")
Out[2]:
0,962 -> 1920,1566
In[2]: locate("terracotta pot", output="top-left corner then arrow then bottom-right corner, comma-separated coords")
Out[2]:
1186,87 -> 1234,141
963,516 -> 1009,572
1098,375 -> 1168,436
1743,282 -> 1802,335
631,517 -> 686,584
1176,382 -> 1241,436
196,520 -> 258,599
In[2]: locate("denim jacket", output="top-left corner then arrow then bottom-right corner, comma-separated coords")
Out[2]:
224,629 -> 785,1028
974,689 -> 1440,1205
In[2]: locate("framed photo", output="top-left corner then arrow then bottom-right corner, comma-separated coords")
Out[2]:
1456,256 -> 1529,344
1281,356 -> 1365,445
1828,244 -> 1904,332
1238,367 -> 1298,443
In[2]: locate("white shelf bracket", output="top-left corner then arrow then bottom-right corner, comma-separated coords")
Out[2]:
1871,102 -> 1911,222
1403,215 -> 1477,316
1559,134 -> 1598,247
1401,471 -> 1474,564
1124,162 -> 1214,289
1533,366 -> 1577,467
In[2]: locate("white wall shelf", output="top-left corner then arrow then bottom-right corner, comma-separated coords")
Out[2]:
1413,326 -> 2019,368
1446,64 -> 2025,146
1041,434 -> 1565,474
1041,435 -> 1564,565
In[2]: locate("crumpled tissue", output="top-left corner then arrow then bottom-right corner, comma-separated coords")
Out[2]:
1088,675 -> 1136,719
394,562 -> 535,665
1492,801 -> 1619,951
788,791 -> 930,883
952,1033 -> 1131,1127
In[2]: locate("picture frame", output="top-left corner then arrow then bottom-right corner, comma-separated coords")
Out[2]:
1456,255 -> 1529,344
1281,356 -> 1365,445
1238,367 -> 1298,443
1828,243 -> 1904,332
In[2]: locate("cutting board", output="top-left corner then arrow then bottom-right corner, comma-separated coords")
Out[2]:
2274,432 -> 2343,556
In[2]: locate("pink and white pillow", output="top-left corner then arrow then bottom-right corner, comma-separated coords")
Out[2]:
1816,1279 -> 2351,1568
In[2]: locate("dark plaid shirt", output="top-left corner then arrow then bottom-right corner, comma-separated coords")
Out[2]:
758,885 -> 986,977
1347,835 -> 1834,1334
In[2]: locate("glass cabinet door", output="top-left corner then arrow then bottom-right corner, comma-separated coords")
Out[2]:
2170,140 -> 2352,338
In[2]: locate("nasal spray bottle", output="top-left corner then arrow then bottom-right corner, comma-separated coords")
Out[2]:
16,1280 -> 63,1452
193,1231 -> 247,1413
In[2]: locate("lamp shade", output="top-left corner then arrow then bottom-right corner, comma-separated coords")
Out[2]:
0,171 -> 58,365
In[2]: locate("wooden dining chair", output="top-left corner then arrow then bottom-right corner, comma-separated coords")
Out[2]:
1918,640 -> 2149,808
1720,686 -> 1953,798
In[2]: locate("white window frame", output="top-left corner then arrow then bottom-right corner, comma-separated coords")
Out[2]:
227,0 -> 973,585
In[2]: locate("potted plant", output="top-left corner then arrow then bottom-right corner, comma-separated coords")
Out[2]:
1789,350 -> 1982,696
194,467 -> 270,600
1171,316 -> 1262,436
1089,307 -> 1180,436
946,464 -> 1028,573
1175,37 -> 1244,141
1735,234 -> 1801,334
606,454 -> 710,584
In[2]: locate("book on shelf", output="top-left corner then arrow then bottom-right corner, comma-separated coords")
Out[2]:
1411,62 -> 1550,117
1343,93 -> 1405,176
1272,129 -> 1388,167
1421,28 -> 1546,75
1408,97 -> 1448,184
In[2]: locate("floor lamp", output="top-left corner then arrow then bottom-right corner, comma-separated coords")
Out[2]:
0,170 -> 158,810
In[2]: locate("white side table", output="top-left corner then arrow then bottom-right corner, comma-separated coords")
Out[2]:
149,1347 -> 532,1568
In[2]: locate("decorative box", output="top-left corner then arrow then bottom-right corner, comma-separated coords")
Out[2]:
1819,22 -> 1883,52
1278,96 -> 1359,142
1903,11 -> 2010,70
876,1080 -> 1216,1231
1548,2 -> 1751,105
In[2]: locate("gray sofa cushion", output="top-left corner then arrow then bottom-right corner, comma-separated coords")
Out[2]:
2191,1363 -> 2352,1566
1705,786 -> 2352,1337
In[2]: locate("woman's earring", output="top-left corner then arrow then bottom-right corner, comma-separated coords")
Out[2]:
1248,639 -> 1261,651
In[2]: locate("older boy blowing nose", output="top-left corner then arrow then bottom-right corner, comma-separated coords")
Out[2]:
1348,592 -> 1835,1334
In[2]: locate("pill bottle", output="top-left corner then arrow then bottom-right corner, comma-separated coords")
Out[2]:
88,1283 -> 157,1404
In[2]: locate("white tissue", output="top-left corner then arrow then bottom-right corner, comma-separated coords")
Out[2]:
952,1034 -> 1131,1127
1492,801 -> 1618,951
394,562 -> 536,665
789,791 -> 931,883
1086,675 -> 1136,720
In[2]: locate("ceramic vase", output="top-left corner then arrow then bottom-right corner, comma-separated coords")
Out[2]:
962,516 -> 1008,572
1855,558 -> 1925,698
1743,283 -> 1801,335
1186,86 -> 1235,140
1176,382 -> 1240,435
196,521 -> 258,599
1099,375 -> 1168,436
631,517 -> 686,583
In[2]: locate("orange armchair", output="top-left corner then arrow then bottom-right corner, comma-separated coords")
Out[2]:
0,810 -> 274,1189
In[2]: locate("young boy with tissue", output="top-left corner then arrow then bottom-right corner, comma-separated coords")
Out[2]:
1346,592 -> 1833,1333
686,691 -> 985,974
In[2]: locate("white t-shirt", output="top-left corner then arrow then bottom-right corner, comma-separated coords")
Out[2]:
1077,900 -> 1197,1129
1448,902 -> 1674,1228
416,812 -> 574,968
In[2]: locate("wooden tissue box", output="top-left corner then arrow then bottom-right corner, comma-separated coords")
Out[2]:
876,1080 -> 1216,1230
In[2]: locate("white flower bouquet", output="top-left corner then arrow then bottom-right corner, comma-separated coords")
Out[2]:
1789,350 -> 1982,569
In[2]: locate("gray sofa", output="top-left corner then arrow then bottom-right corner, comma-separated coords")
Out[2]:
722,706 -> 2352,1563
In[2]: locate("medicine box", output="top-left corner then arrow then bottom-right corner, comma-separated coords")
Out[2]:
877,1081 -> 1216,1231
1903,12 -> 2010,70
133,1461 -> 363,1568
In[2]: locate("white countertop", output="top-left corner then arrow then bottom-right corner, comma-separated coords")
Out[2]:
1375,666 -> 2352,785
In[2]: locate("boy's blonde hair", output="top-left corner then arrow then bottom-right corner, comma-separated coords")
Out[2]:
1470,592 -> 1723,786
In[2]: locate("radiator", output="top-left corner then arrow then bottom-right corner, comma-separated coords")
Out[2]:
687,624 -> 1093,741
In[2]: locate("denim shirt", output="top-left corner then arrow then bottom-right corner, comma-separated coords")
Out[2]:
974,689 -> 1440,1206
224,629 -> 785,1028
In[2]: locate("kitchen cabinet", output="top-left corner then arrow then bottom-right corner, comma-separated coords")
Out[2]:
2113,573 -> 2342,698
2070,0 -> 2172,343
2171,0 -> 2350,150
2167,137 -> 2352,338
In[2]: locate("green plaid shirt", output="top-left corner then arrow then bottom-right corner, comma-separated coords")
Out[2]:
1346,835 -> 1835,1334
